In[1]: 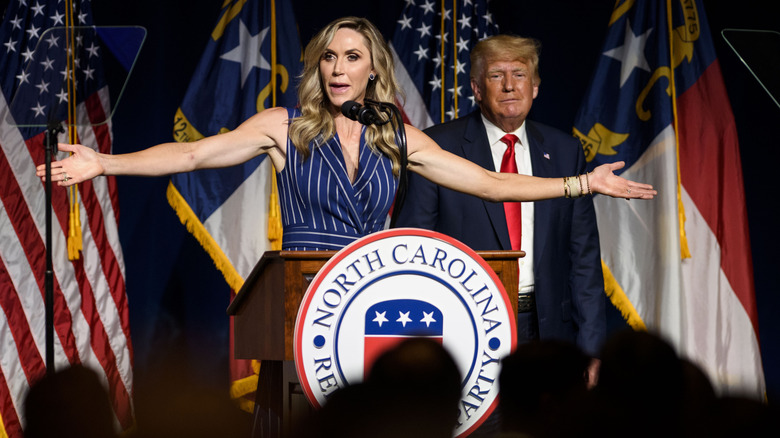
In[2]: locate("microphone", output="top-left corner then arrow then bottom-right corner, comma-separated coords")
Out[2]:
341,100 -> 383,125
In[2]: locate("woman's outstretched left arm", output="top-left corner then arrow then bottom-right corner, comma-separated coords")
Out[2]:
404,125 -> 656,201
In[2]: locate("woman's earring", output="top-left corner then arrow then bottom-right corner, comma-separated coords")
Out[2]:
369,73 -> 376,81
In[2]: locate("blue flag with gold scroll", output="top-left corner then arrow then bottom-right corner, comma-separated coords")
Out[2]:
168,0 -> 301,290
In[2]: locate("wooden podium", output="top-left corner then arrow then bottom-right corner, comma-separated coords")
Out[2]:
227,249 -> 523,437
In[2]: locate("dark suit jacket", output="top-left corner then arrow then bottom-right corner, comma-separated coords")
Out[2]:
395,111 -> 606,356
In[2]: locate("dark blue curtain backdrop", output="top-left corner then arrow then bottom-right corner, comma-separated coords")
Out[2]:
50,0 -> 775,401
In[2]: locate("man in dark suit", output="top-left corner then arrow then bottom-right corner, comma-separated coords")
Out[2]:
395,35 -> 605,383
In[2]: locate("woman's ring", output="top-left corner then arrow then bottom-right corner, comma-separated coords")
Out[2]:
626,187 -> 631,194
63,173 -> 69,182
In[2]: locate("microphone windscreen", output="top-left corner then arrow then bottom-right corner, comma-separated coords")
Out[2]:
341,101 -> 361,120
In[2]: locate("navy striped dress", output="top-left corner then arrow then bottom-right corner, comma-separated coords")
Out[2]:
277,108 -> 398,250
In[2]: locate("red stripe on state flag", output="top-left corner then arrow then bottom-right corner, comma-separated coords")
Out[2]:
677,60 -> 759,334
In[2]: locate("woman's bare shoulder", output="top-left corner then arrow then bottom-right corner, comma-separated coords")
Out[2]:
235,106 -> 292,144
243,106 -> 292,129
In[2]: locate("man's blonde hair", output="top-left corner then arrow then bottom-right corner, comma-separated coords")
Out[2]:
470,35 -> 541,86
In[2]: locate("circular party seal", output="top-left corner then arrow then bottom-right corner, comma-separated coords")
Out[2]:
294,228 -> 516,437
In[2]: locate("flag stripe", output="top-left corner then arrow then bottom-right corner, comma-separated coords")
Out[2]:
678,185 -> 764,393
677,60 -> 758,333
0,253 -> 45,384
77,182 -> 134,426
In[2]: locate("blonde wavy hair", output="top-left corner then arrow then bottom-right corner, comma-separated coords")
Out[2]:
289,17 -> 403,176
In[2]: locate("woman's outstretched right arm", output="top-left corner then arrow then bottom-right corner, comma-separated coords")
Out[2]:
36,107 -> 290,186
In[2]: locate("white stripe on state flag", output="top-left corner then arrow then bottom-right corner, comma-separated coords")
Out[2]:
202,158 -> 273,281
594,126 -> 683,328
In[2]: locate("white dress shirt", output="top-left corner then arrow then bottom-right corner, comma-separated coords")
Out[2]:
482,115 -> 535,294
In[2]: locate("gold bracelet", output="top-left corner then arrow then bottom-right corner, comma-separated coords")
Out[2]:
563,177 -> 570,198
564,176 -> 582,198
585,172 -> 592,195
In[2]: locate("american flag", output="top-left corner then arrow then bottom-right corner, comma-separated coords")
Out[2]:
0,1 -> 134,435
390,0 -> 499,129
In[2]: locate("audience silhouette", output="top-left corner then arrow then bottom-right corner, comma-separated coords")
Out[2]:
27,330 -> 775,438
23,365 -> 117,438
584,329 -> 688,437
297,329 -> 778,438
128,344 -> 252,438
298,337 -> 462,438
496,339 -> 590,437
578,329 -> 777,438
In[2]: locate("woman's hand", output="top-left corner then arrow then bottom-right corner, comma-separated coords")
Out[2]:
35,143 -> 103,187
589,161 -> 656,199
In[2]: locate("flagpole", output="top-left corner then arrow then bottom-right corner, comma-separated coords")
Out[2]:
438,1 -> 446,122
452,0 -> 458,118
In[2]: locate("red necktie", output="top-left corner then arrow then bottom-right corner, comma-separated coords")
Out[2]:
499,134 -> 522,250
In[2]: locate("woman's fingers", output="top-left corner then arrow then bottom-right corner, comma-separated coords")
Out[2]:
591,161 -> 657,199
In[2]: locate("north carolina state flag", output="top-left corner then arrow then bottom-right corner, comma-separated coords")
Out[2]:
572,0 -> 764,396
